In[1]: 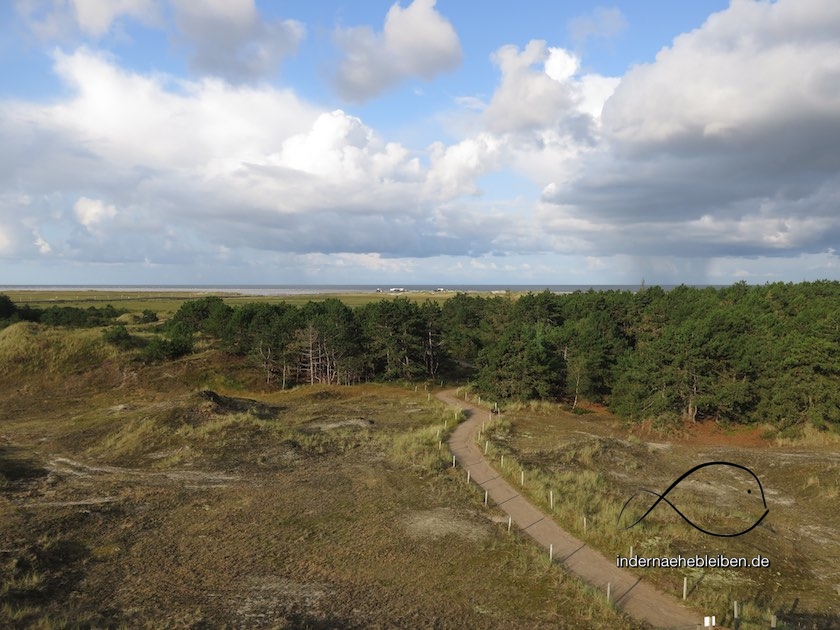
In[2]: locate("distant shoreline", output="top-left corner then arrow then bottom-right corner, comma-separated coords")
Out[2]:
0,283 -> 724,296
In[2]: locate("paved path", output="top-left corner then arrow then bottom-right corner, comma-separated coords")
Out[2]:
439,390 -> 703,630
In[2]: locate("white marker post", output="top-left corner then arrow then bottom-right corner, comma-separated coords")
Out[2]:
549,544 -> 553,562
550,490 -> 554,511
607,582 -> 611,602
452,455 -> 456,468
520,470 -> 525,486
484,490 -> 488,506
683,577 -> 687,600
507,515 -> 512,533
467,470 -> 471,484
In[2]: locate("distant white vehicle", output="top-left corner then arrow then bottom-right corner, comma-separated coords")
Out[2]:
389,287 -> 406,293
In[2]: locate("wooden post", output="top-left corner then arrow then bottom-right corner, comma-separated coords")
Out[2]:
630,545 -> 633,558
484,441 -> 489,454
484,490 -> 488,506
550,490 -> 554,510
583,516 -> 587,533
452,455 -> 456,467
549,544 -> 553,562
734,601 -> 739,619
466,470 -> 470,484
771,614 -> 777,628
683,577 -> 687,601
478,396 -> 481,404
607,582 -> 611,601
501,455 -> 505,467
520,470 -> 524,485
507,515 -> 512,533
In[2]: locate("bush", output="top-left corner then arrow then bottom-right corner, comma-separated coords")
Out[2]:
139,309 -> 159,324
140,324 -> 194,363
0,294 -> 16,320
102,324 -> 134,350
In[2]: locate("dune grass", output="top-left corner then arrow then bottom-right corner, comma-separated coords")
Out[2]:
471,399 -> 840,629
0,344 -> 643,628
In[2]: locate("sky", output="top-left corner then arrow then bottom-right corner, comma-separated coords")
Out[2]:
1,0 -> 839,286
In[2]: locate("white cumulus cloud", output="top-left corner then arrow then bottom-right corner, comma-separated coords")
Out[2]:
332,0 -> 462,102
71,0 -> 158,37
170,0 -> 304,83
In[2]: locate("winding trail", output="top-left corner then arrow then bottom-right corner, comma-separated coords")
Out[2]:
438,389 -> 702,629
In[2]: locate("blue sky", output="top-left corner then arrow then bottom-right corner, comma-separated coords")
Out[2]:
2,0 -> 839,285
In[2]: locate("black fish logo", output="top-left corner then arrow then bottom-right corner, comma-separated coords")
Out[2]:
617,461 -> 769,537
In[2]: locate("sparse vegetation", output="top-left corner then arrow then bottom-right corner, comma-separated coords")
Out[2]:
0,338 -> 642,628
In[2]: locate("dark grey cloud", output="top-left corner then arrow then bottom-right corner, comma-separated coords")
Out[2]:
540,0 -> 840,261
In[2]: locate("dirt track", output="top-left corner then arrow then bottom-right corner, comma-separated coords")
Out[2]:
439,390 -> 704,630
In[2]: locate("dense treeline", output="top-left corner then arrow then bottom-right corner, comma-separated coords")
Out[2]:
0,295 -> 126,328
3,282 -> 839,431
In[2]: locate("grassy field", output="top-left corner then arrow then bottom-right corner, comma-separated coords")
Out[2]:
469,394 -> 840,630
1,289 -> 464,318
0,324 -> 641,628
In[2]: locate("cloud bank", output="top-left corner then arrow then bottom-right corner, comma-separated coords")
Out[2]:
4,0 -> 840,283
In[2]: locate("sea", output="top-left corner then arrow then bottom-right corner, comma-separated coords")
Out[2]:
0,284 -> 721,295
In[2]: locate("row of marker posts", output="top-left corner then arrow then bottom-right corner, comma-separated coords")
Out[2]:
451,396 -> 784,628
452,397 -> 622,608
455,395 -> 603,580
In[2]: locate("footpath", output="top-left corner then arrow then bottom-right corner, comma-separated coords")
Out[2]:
438,389 -> 705,630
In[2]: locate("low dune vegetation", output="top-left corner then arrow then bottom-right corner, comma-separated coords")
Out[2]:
0,318 -> 645,628
1,285 -> 838,627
